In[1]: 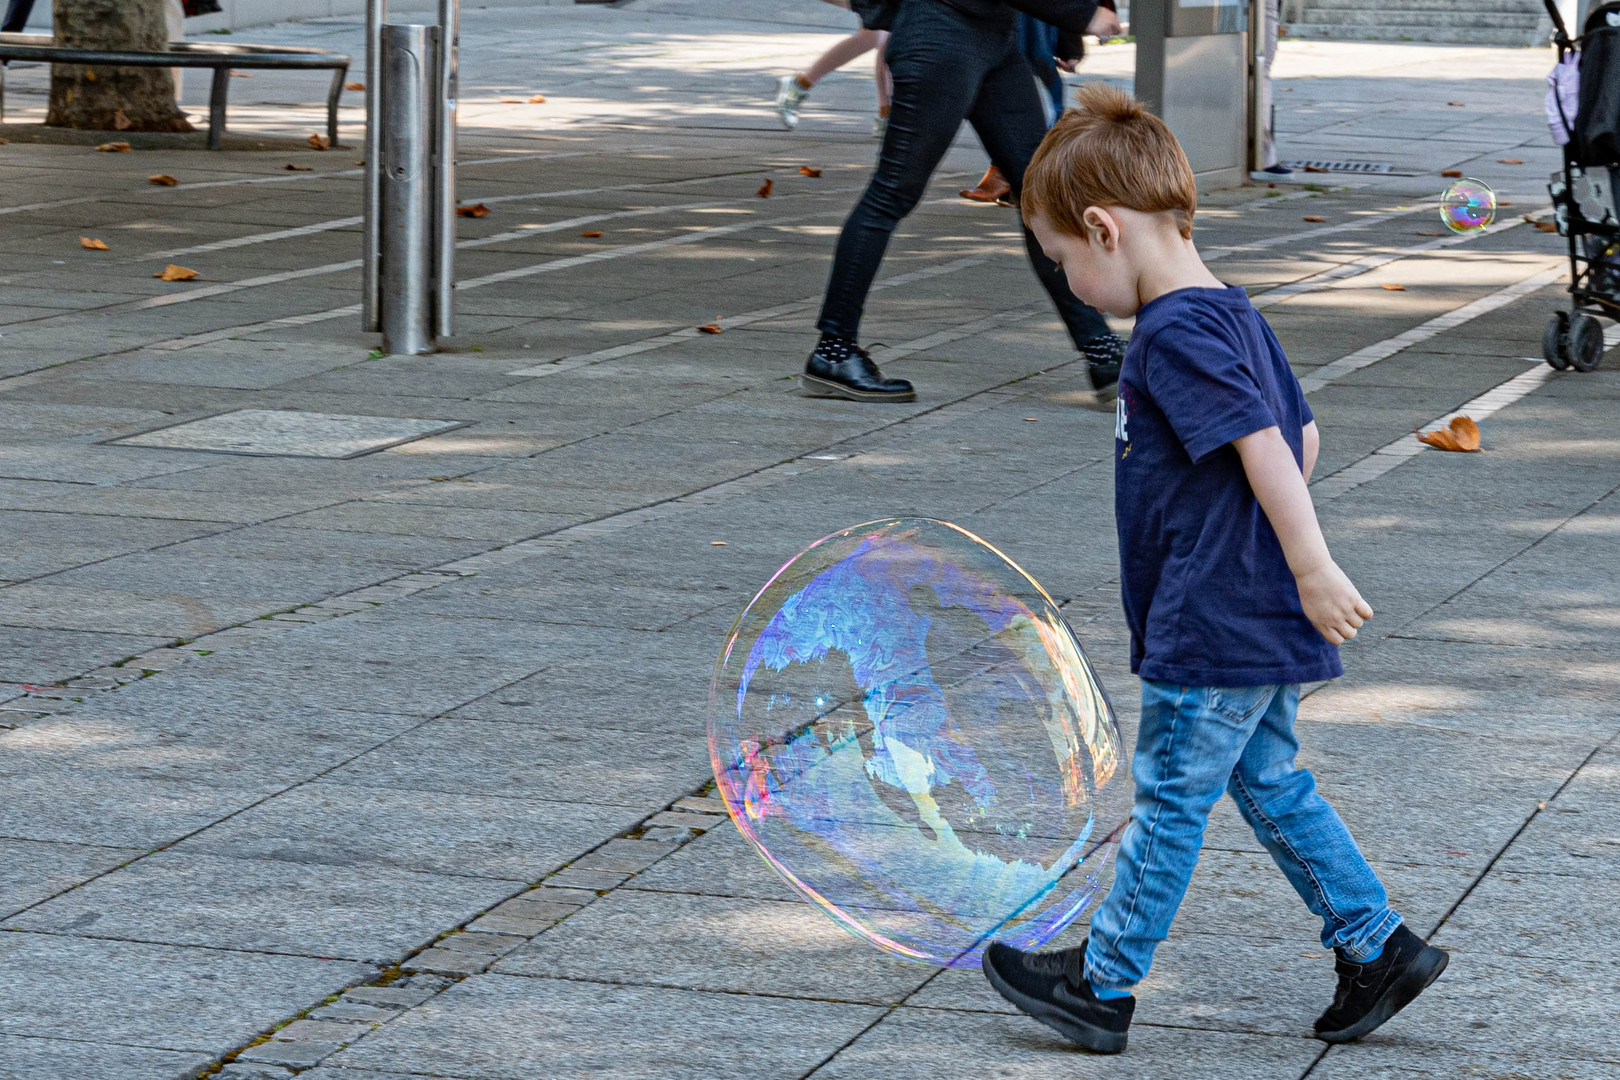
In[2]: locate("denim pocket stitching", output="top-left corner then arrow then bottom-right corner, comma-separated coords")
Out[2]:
1207,686 -> 1271,724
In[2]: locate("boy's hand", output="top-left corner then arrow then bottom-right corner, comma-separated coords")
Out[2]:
1294,561 -> 1374,645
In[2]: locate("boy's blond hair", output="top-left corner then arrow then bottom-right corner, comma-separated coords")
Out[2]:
1024,83 -> 1198,241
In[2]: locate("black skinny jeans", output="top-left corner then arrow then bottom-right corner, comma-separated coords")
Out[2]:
816,0 -> 1110,347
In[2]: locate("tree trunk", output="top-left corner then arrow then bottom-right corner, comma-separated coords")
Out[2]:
46,0 -> 192,132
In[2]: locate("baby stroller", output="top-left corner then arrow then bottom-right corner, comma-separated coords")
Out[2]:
1542,0 -> 1620,371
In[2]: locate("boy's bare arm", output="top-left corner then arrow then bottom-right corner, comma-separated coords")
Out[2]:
1233,425 -> 1373,645
1302,420 -> 1319,482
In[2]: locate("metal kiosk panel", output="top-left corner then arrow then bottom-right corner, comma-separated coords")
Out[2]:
1135,0 -> 1251,190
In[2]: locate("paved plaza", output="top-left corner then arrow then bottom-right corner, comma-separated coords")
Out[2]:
0,3 -> 1616,1078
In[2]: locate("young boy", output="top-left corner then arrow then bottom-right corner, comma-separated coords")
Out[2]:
980,84 -> 1448,1054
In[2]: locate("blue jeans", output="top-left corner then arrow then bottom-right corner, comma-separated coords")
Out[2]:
815,0 -> 1109,347
1086,680 -> 1401,990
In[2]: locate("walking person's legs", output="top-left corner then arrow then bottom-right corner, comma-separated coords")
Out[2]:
776,28 -> 884,130
965,46 -> 1119,379
1258,0 -> 1290,174
805,2 -> 992,401
1,0 -> 37,35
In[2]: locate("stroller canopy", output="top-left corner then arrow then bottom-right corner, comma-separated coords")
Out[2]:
1578,2 -> 1620,164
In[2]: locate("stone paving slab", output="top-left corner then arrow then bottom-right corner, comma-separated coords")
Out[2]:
497,888 -> 934,1005
325,972 -> 883,1080
177,781 -> 644,883
808,1006 -> 1324,1080
0,1035 -> 212,1080
2,848 -> 515,963
0,932 -> 370,1053
0,838 -> 143,920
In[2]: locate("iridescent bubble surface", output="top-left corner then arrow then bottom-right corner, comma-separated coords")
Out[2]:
708,518 -> 1126,968
1441,177 -> 1496,233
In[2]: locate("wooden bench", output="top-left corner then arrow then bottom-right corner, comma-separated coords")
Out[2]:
0,33 -> 350,149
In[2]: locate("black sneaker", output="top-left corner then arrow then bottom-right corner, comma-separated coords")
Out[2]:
801,335 -> 916,403
982,940 -> 1134,1054
1079,334 -> 1125,404
1314,925 -> 1449,1044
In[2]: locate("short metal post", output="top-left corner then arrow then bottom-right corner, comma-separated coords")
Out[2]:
433,0 -> 458,338
362,0 -> 387,334
379,23 -> 434,357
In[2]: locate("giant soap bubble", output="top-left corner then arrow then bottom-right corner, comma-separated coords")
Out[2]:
708,518 -> 1126,968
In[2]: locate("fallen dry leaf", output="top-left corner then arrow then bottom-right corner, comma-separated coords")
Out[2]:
756,178 -> 773,198
113,108 -> 132,131
1023,417 -> 1038,422
1447,101 -> 1465,107
456,203 -> 491,218
1304,164 -> 1330,173
1302,215 -> 1326,223
1532,221 -> 1559,233
284,163 -> 313,171
0,137 -> 9,144
710,540 -> 727,546
344,81 -> 365,91
155,264 -> 199,282
1381,283 -> 1405,291
698,323 -> 724,334
308,134 -> 329,151
231,70 -> 253,77
1416,415 -> 1481,452
79,236 -> 109,250
499,97 -> 522,103
148,173 -> 179,186
580,230 -> 603,238
528,94 -> 546,104
1441,169 -> 1463,178
799,165 -> 821,177
97,141 -> 131,153
1498,158 -> 1523,165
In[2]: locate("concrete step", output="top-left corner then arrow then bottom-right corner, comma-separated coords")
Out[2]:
1300,8 -> 1542,27
1285,22 -> 1551,44
1284,0 -> 1552,45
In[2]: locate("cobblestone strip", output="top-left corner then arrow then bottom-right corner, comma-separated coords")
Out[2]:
209,791 -> 736,1078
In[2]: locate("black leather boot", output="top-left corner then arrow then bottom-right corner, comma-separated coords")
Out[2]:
801,335 -> 915,403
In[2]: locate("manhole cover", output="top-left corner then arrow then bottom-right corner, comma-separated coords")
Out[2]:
109,409 -> 468,458
1282,160 -> 1397,174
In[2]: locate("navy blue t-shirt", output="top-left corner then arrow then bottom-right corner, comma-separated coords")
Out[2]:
1115,286 -> 1341,687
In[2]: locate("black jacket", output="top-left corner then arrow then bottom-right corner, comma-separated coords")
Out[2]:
853,0 -> 1101,38
935,0 -> 1101,34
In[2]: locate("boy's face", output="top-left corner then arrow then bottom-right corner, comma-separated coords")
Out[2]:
1029,210 -> 1140,319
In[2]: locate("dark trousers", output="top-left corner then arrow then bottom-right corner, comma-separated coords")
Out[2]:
2,0 -> 35,33
816,0 -> 1110,348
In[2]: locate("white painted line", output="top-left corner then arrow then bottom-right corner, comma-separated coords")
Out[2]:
504,254 -> 993,377
1306,297 -> 1615,502
0,145 -> 671,218
135,165 -> 836,262
1309,364 -> 1558,502
1296,263 -> 1567,392
1252,210 -> 1542,309
1203,201 -> 1438,262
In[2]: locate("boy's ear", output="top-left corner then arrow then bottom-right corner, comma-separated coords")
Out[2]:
1081,206 -> 1119,251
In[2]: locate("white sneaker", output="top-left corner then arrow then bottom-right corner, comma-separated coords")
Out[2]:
775,75 -> 808,130
873,114 -> 888,140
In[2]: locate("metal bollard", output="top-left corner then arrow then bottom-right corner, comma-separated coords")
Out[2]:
363,0 -> 459,355
380,23 -> 434,356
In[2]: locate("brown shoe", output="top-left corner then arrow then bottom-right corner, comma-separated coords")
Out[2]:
960,165 -> 1011,204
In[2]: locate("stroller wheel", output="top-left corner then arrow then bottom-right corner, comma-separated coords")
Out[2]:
1543,313 -> 1571,370
1569,314 -> 1605,372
